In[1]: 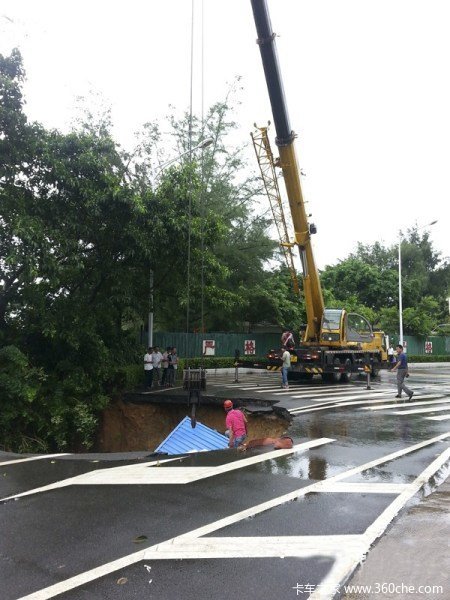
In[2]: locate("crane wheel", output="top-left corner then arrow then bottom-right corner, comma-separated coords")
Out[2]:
340,358 -> 353,383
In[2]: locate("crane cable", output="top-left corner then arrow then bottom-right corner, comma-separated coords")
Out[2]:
200,0 -> 206,351
185,0 -> 195,362
186,0 -> 207,365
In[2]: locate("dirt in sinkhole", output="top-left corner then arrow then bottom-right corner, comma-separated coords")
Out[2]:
95,399 -> 291,453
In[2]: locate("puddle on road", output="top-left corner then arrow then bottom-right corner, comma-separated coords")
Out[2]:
268,403 -> 450,482
96,399 -> 291,453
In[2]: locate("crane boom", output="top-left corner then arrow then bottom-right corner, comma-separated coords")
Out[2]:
250,0 -> 324,343
249,0 -> 389,381
251,125 -> 300,297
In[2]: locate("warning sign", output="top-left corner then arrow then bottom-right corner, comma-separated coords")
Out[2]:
244,340 -> 256,355
202,340 -> 216,356
425,341 -> 433,354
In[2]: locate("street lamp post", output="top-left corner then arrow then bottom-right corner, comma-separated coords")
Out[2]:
148,269 -> 154,347
147,137 -> 213,347
153,137 -> 213,181
398,220 -> 438,346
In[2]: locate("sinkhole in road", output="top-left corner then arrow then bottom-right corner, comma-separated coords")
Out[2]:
95,398 -> 292,453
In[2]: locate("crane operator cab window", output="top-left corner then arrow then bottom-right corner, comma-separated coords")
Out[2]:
346,313 -> 374,343
321,309 -> 343,342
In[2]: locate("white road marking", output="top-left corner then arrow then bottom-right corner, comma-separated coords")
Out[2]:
0,457 -> 182,503
308,390 -> 388,401
266,386 -> 375,396
425,414 -> 450,421
392,404 -> 450,416
142,534 -> 366,559
153,433 -> 450,541
237,385 -> 286,390
287,392 -> 398,413
73,440 -> 333,485
0,440 -> 333,502
276,384 -> 354,392
0,454 -> 71,466
316,482 -> 412,494
285,387 -> 385,398
17,433 -> 450,600
289,394 -> 444,415
360,397 -> 450,411
309,447 -> 450,600
291,392 -> 392,403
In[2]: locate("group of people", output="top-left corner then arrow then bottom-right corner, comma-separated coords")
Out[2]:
223,342 -> 414,452
281,342 -> 414,400
143,346 -> 179,389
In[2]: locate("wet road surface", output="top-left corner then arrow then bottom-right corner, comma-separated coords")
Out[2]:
1,366 -> 449,599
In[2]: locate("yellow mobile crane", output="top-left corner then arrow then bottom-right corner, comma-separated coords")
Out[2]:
250,0 -> 388,381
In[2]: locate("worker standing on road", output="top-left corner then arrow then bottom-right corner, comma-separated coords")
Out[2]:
388,345 -> 396,365
223,400 -> 248,448
144,347 -> 154,389
281,345 -> 291,390
390,344 -> 414,401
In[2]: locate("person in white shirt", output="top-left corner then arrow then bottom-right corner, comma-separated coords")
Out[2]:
281,346 -> 291,389
144,347 -> 154,389
387,345 -> 395,365
152,346 -> 163,387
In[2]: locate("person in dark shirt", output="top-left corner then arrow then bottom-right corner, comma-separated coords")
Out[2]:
390,344 -> 414,401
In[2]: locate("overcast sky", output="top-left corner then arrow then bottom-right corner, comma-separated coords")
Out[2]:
1,0 -> 449,270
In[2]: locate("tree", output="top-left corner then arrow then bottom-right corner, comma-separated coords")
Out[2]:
0,52 -> 280,450
402,296 -> 440,336
320,233 -> 449,335
127,90 -> 277,332
1,50 -> 151,450
320,258 -> 398,312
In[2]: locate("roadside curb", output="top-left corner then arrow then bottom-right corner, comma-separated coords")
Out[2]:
409,362 -> 450,369
342,474 -> 450,599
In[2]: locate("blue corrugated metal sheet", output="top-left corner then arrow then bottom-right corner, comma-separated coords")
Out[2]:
155,417 -> 229,455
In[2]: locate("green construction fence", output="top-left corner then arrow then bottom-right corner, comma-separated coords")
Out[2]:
143,332 -> 450,358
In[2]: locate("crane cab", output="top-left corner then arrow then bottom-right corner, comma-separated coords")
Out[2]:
320,309 -> 376,349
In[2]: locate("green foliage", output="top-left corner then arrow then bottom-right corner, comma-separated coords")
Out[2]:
377,307 -> 399,334
320,257 -> 398,312
242,268 -> 305,331
2,49 -> 447,452
1,51 -> 149,450
321,233 -> 449,336
402,296 -> 440,335
178,356 -> 269,369
112,364 -> 143,391
0,345 -> 45,451
0,52 -> 280,450
129,91 -> 277,332
409,355 -> 450,363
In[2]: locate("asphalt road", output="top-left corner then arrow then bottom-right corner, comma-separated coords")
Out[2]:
1,366 -> 449,600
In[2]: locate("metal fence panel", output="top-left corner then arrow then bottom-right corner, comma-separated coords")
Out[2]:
151,332 -> 281,358
390,335 -> 450,356
143,332 -> 450,358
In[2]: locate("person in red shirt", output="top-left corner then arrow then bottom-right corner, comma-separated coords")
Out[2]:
223,400 -> 248,448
